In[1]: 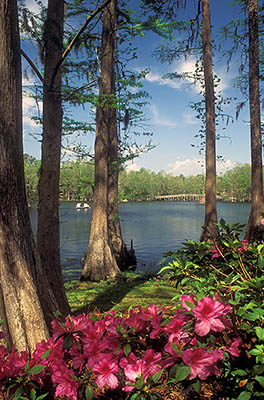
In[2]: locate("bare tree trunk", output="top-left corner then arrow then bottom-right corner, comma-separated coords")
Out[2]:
0,0 -> 51,353
106,0 -> 134,270
200,0 -> 218,241
81,0 -> 120,281
108,129 -> 132,269
244,0 -> 264,241
37,0 -> 70,315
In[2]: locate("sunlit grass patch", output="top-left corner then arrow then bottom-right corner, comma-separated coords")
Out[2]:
64,273 -> 179,314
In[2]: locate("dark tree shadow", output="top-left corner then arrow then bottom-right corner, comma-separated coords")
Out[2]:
72,276 -> 149,316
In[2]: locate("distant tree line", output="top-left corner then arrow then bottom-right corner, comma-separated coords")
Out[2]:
24,155 -> 251,204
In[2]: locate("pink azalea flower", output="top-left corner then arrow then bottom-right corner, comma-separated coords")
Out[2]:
237,240 -> 250,253
149,315 -> 163,339
121,350 -> 162,388
207,349 -> 223,377
261,218 -> 264,225
120,352 -> 138,370
193,297 -> 231,336
141,349 -> 162,378
127,309 -> 148,332
224,337 -> 241,357
182,348 -> 215,380
163,341 -> 181,368
33,337 -> 62,368
93,356 -> 119,389
139,304 -> 163,321
210,245 -> 222,259
52,365 -> 79,400
164,315 -> 186,336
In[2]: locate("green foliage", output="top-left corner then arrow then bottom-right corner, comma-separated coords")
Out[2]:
3,361 -> 48,400
125,371 -> 164,400
24,159 -> 255,203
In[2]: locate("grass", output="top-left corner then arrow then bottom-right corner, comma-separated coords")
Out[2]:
64,272 -> 179,315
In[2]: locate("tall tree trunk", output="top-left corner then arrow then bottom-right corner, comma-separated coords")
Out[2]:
37,0 -> 70,315
200,0 -> 218,241
108,121 -> 133,269
106,0 -> 134,270
0,0 -> 52,353
244,0 -> 264,241
81,0 -> 121,281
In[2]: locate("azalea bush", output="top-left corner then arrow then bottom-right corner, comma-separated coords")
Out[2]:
159,218 -> 264,399
159,219 -> 264,297
0,295 -> 241,400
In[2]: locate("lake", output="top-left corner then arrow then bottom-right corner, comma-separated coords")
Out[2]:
29,201 -> 251,280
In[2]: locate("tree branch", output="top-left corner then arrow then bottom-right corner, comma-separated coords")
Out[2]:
63,79 -> 97,100
21,49 -> 43,83
49,0 -> 112,92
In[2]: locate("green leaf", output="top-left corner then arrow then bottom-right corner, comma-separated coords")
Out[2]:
30,389 -> 36,400
252,365 -> 264,375
255,376 -> 264,388
234,369 -> 248,377
62,334 -> 73,351
117,322 -> 124,335
244,312 -> 259,321
24,361 -> 30,374
237,391 -> 252,400
249,349 -> 263,356
29,365 -> 46,376
41,349 -> 51,359
124,343 -> 131,356
13,386 -> 23,400
183,300 -> 195,310
191,380 -> 201,394
255,327 -> 264,341
131,393 -> 139,400
35,394 -> 48,400
258,255 -> 264,270
135,375 -> 144,390
85,385 -> 94,400
152,369 -> 163,384
175,365 -> 191,382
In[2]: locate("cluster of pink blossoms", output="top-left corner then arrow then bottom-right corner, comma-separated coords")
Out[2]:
0,295 -> 241,399
210,240 -> 250,259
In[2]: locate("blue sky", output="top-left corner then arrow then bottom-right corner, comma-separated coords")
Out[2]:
22,0 -> 253,176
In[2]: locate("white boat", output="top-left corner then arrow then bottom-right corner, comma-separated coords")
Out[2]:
75,202 -> 90,210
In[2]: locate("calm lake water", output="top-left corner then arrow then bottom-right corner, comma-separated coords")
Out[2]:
29,201 -> 250,280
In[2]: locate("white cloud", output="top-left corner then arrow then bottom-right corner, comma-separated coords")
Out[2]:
216,159 -> 237,173
168,158 -> 204,176
125,162 -> 141,172
167,157 -> 237,176
145,71 -> 182,89
23,96 -> 42,128
143,57 -> 229,94
24,0 -> 47,13
150,104 -> 177,128
183,113 -> 199,125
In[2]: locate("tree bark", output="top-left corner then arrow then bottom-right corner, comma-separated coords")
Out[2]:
106,0 -> 134,269
81,0 -> 121,281
108,124 -> 133,269
244,0 -> 264,241
0,0 -> 51,353
37,0 -> 70,315
200,0 -> 218,241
